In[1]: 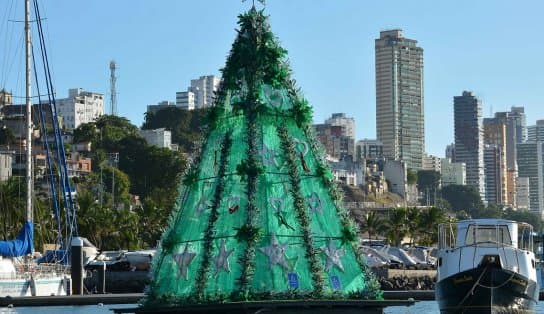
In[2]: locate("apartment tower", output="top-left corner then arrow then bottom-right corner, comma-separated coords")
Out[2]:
453,91 -> 486,200
375,29 -> 424,170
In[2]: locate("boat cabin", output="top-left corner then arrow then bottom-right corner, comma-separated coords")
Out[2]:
439,219 -> 533,251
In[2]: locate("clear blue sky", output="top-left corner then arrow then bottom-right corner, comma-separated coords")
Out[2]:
2,0 -> 544,157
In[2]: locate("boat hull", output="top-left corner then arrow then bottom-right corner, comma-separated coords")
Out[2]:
0,276 -> 68,297
436,266 -> 538,314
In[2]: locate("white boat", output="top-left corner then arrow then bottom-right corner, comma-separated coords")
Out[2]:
124,250 -> 155,271
0,0 -> 70,296
436,219 -> 539,313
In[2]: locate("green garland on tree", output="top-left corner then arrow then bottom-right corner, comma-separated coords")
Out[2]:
278,125 -> 325,294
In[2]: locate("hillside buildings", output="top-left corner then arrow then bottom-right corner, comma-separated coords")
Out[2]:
53,88 -> 104,131
176,75 -> 220,110
314,113 -> 356,160
375,29 -> 424,170
140,128 -> 172,149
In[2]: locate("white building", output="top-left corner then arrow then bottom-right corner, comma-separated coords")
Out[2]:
423,154 -> 442,172
176,91 -> 195,110
441,158 -> 466,187
0,151 -> 13,181
140,128 -> 172,149
176,75 -> 220,110
329,159 -> 364,186
53,88 -> 104,130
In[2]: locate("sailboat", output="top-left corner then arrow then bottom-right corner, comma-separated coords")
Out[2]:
0,0 -> 70,296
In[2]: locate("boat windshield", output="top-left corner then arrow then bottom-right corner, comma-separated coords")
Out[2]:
465,224 -> 511,246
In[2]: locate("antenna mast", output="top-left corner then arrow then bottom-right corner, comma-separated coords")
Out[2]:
109,60 -> 117,116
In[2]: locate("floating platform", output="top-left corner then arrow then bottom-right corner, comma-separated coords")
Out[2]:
113,299 -> 416,314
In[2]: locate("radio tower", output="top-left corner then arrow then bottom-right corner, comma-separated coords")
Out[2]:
109,60 -> 117,116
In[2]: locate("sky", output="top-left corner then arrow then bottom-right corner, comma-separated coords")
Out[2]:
2,0 -> 544,157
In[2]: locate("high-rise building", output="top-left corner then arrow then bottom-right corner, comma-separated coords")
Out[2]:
516,177 -> 530,211
375,29 -> 424,170
528,120 -> 544,142
483,117 -> 508,205
453,91 -> 485,200
484,144 -> 503,205
356,139 -> 383,161
176,75 -> 220,110
52,88 -> 104,131
325,113 -> 355,139
445,143 -> 455,160
516,141 -> 544,218
511,106 -> 527,144
314,124 -> 354,161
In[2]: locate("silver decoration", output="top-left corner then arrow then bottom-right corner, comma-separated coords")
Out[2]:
269,197 -> 284,214
195,197 -> 211,217
307,192 -> 323,214
259,233 -> 289,270
174,244 -> 197,280
212,239 -> 234,276
321,238 -> 345,272
293,138 -> 309,156
262,85 -> 283,109
261,144 -> 279,167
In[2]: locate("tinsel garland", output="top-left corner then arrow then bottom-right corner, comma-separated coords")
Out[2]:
194,132 -> 233,298
143,288 -> 376,308
236,109 -> 261,297
143,114 -> 213,305
277,125 -> 325,295
302,125 -> 383,300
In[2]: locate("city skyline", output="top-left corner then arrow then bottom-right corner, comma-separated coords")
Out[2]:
1,0 -> 544,157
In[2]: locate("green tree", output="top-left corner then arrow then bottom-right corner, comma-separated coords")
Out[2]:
360,211 -> 384,242
405,207 -> 420,245
0,177 -> 25,240
406,168 -> 417,185
441,184 -> 484,212
417,170 -> 440,205
417,206 -> 446,246
142,107 -> 208,153
386,207 -> 407,246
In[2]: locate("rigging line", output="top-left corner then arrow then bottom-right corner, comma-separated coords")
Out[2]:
0,0 -> 16,86
31,41 -> 63,250
34,0 -> 78,242
1,32 -> 24,89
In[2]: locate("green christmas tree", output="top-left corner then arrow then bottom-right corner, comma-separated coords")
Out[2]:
143,8 -> 382,307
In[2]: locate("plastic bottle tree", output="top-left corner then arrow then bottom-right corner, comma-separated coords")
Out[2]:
144,8 -> 382,307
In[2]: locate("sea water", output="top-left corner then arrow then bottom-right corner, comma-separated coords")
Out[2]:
0,302 -> 543,313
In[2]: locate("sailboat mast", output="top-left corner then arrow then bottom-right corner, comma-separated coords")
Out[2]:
25,0 -> 33,223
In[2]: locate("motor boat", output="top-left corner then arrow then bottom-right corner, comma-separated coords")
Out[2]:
435,219 -> 539,313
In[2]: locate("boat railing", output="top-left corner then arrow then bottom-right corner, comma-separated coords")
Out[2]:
438,221 -> 534,252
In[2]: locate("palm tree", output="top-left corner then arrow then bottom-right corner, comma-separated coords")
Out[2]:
406,207 -> 420,246
386,207 -> 407,246
361,211 -> 384,242
418,206 -> 446,246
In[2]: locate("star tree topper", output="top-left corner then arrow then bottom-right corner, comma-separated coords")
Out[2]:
212,239 -> 235,276
259,233 -> 289,270
174,243 -> 197,280
321,238 -> 345,272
